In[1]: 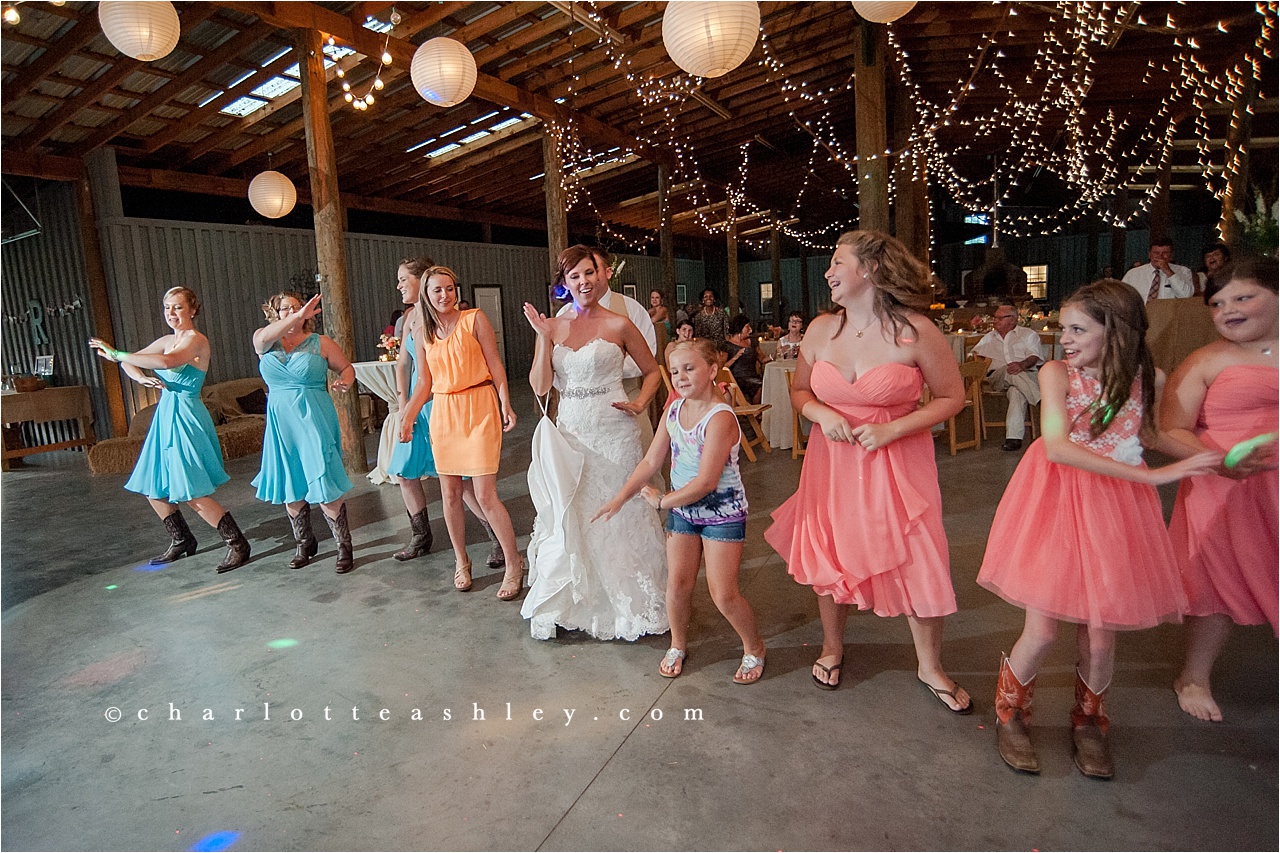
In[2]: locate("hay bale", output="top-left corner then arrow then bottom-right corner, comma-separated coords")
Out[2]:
217,417 -> 264,460
87,438 -> 144,475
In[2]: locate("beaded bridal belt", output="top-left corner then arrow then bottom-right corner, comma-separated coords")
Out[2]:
560,384 -> 614,399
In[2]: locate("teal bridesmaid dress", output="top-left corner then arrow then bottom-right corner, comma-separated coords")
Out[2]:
124,363 -> 230,502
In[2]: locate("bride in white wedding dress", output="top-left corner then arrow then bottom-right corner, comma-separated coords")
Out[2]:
520,245 -> 669,641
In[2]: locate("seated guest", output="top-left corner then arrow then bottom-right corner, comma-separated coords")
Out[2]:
972,303 -> 1042,451
777,311 -> 806,359
722,313 -> 769,403
1199,242 -> 1231,297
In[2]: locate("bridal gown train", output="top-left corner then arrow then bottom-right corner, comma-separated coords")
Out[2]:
521,338 -> 669,641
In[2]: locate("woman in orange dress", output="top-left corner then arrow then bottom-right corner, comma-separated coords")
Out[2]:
764,230 -> 971,711
401,266 -> 523,598
1163,257 -> 1278,723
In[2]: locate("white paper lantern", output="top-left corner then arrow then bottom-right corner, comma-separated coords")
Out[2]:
850,1 -> 917,24
98,1 -> 181,62
248,171 -> 297,219
662,1 -> 760,79
410,37 -> 477,108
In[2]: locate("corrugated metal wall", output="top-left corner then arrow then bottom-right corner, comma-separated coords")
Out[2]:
735,256 -> 835,323
6,195 -> 713,435
1,182 -> 107,448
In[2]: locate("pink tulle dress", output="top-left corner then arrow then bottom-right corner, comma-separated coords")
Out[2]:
978,365 -> 1186,630
765,361 -> 957,618
1168,364 -> 1278,634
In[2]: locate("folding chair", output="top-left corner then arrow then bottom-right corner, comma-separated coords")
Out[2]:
716,367 -> 772,462
949,357 -> 990,455
784,367 -> 806,459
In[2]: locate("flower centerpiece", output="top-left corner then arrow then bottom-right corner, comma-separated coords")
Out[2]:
1235,191 -> 1279,258
378,333 -> 400,362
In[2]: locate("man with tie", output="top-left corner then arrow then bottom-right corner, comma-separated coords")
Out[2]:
1122,237 -> 1195,303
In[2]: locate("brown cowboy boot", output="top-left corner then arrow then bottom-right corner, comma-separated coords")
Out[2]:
151,509 -> 197,565
215,512 -> 251,573
480,517 -> 504,568
287,503 -> 318,569
323,504 -> 354,574
393,508 -> 432,561
995,655 -> 1040,774
1070,669 -> 1114,779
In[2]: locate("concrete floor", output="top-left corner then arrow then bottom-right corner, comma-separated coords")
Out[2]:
2,385 -> 1276,851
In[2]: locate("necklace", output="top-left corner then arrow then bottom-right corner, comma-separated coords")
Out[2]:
849,316 -> 877,338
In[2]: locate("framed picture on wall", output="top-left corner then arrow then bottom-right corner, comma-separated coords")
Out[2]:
676,284 -> 687,305
760,281 -> 774,318
622,284 -> 637,301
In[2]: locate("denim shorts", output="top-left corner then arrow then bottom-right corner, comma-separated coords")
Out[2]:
666,512 -> 746,543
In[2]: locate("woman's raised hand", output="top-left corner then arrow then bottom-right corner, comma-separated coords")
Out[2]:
88,338 -> 118,362
300,293 -> 323,321
523,302 -> 554,337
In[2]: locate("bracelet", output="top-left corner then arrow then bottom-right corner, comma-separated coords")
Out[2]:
111,348 -> 128,362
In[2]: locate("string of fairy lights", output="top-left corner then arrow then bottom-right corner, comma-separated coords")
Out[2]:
328,1 -> 1275,253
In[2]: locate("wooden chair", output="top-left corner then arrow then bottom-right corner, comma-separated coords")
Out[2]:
784,367 -> 807,459
981,369 -> 1040,442
963,334 -> 985,358
949,357 -> 990,455
659,365 -> 674,398
1038,330 -> 1060,361
716,367 -> 772,462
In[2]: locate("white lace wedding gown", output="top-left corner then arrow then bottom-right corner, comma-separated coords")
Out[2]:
521,338 -> 669,641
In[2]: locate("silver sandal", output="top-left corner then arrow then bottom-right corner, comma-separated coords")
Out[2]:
659,648 -> 686,678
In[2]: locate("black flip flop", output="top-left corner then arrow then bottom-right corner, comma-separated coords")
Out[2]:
919,677 -> 974,714
812,660 -> 842,691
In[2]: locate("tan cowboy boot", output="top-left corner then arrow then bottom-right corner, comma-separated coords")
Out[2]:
1070,669 -> 1114,779
995,654 -> 1040,774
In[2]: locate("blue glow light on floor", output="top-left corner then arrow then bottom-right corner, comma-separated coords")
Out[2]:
132,562 -> 166,572
266,639 -> 298,649
191,830 -> 240,851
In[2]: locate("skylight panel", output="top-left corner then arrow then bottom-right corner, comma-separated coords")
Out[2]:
362,18 -> 394,33
261,47 -> 291,67
252,76 -> 301,99
228,69 -> 255,88
426,143 -> 462,158
489,117 -> 523,131
406,137 -> 437,153
220,96 -> 267,117
471,111 -> 500,124
459,131 -> 490,144
197,90 -> 224,108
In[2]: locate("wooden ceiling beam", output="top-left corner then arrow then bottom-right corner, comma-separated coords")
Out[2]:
68,20 -> 278,158
14,5 -> 219,153
391,2 -> 473,41
1,9 -> 100,105
233,1 -> 666,164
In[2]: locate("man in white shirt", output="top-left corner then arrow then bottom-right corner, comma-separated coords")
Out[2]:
1121,238 -> 1194,302
555,249 -> 658,449
972,304 -> 1043,451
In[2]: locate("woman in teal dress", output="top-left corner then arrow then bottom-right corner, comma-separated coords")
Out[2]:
90,287 -> 250,572
387,257 -> 504,566
251,292 -> 357,573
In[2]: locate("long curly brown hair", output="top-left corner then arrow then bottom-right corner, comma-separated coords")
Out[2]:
1062,279 -> 1156,442
832,230 -> 930,343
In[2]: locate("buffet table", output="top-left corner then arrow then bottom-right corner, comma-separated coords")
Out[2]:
1,385 -> 96,470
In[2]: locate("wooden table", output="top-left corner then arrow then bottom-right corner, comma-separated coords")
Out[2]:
352,361 -> 400,485
1,385 -> 96,470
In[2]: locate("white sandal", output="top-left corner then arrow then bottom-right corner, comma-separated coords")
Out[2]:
733,654 -> 765,685
659,648 -> 686,678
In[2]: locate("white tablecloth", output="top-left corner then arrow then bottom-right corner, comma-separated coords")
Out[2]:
353,360 -> 401,485
758,340 -> 779,360
760,361 -> 807,451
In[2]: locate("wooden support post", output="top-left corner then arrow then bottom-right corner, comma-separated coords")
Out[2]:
1220,73 -> 1257,247
296,29 -> 366,474
1149,159 -> 1171,239
75,163 -> 128,437
543,130 -> 567,283
799,241 -> 812,317
770,223 -> 782,326
658,163 -> 676,312
854,20 -> 890,233
892,69 -> 930,265
1110,188 -> 1129,275
726,206 -> 740,315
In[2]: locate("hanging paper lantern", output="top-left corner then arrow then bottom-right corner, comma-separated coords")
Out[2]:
248,171 -> 297,219
98,1 -> 181,62
410,37 -> 477,107
850,1 -> 917,24
662,1 -> 760,79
